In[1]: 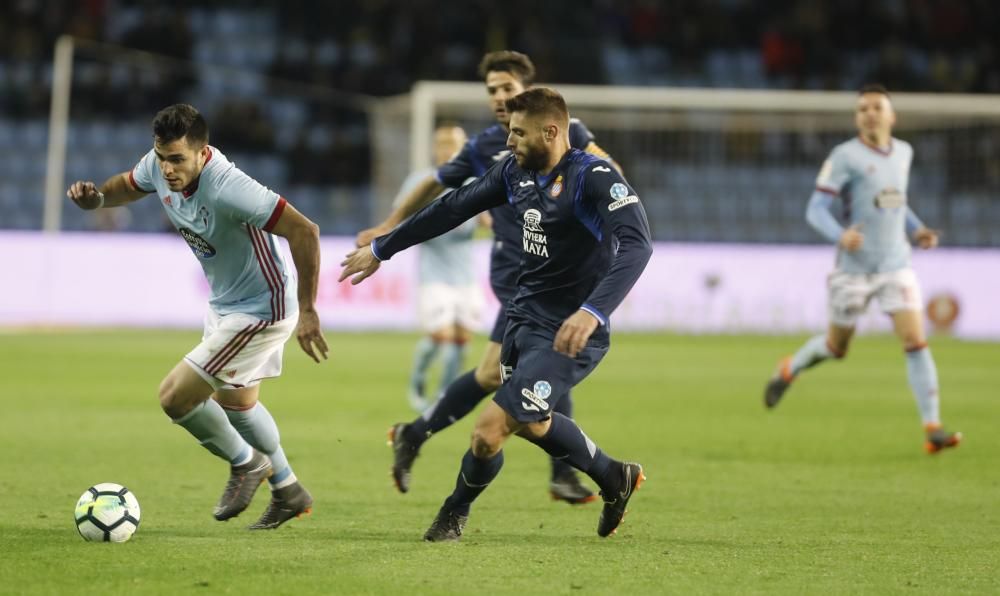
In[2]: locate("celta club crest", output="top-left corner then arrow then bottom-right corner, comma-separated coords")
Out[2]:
523,209 -> 544,232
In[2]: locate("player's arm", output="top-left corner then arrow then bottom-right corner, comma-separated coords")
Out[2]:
809,149 -> 862,251
340,159 -> 510,285
355,175 -> 446,246
66,172 -> 149,210
266,200 -> 327,362
555,167 -> 653,357
905,207 -> 938,249
356,141 -> 481,246
805,190 -> 846,243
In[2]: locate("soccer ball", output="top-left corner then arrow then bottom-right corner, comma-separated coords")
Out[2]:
74,483 -> 141,543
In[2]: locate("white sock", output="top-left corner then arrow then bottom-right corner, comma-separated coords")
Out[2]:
173,400 -> 252,465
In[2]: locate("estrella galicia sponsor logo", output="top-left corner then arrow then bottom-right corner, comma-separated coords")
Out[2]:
609,182 -> 629,200
178,227 -> 217,259
522,209 -> 549,258
874,188 -> 905,209
520,380 -> 552,412
608,195 -> 640,211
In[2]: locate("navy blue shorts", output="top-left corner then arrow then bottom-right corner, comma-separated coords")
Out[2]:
488,282 -> 516,344
493,318 -> 608,423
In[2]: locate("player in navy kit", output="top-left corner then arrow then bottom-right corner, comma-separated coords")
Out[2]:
67,104 -> 327,529
356,51 -> 618,504
342,88 -> 652,540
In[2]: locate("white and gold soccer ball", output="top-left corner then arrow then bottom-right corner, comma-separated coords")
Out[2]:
74,483 -> 141,543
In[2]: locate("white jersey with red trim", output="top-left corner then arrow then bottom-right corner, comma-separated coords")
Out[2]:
815,136 -> 914,274
131,146 -> 297,321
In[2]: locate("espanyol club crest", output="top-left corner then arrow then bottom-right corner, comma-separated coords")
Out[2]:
550,175 -> 563,198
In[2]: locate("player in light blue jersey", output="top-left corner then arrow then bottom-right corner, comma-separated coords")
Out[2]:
67,104 -> 329,527
401,124 -> 487,412
763,85 -> 961,455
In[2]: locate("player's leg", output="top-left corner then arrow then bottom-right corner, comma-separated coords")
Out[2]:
387,311 -> 505,493
424,400 -> 514,542
159,360 -> 270,521
548,393 -> 598,504
438,323 -> 470,395
160,360 -> 252,464
501,340 -> 643,537
217,386 -> 313,529
765,271 -> 864,408
407,335 -> 441,412
882,270 -> 960,453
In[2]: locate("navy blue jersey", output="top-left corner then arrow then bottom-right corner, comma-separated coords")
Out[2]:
435,120 -> 597,298
375,148 -> 652,338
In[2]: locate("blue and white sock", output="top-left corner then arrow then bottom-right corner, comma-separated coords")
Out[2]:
438,341 -> 467,392
905,344 -> 940,426
789,334 -> 841,377
173,400 -> 252,465
409,337 -> 441,399
224,402 -> 298,489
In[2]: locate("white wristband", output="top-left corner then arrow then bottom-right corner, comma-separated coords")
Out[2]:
95,191 -> 105,209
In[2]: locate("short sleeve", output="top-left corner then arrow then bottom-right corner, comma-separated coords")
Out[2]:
214,165 -> 284,230
815,146 -> 852,195
129,150 -> 157,194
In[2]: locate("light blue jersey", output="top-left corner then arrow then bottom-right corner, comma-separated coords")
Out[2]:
131,147 -> 297,321
394,169 -> 477,286
813,136 -> 922,274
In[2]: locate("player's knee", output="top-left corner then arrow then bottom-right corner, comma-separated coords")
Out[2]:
473,363 -> 502,393
158,376 -> 202,419
826,338 -> 850,359
470,428 -> 503,458
158,377 -> 186,418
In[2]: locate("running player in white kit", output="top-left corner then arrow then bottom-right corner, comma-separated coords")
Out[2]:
763,85 -> 961,455
67,104 -> 328,528
399,124 -> 486,412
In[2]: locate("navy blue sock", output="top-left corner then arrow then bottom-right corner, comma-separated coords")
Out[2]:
549,393 -> 576,479
405,370 -> 489,446
528,413 -> 617,491
443,449 -> 504,514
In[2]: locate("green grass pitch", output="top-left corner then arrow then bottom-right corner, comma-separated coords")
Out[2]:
1,330 -> 997,594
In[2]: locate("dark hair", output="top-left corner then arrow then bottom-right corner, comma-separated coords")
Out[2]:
504,87 -> 569,124
152,104 -> 209,147
859,83 -> 890,97
478,51 -> 536,85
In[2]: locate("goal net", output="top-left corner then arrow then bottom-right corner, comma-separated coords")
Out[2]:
371,82 -> 1000,246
